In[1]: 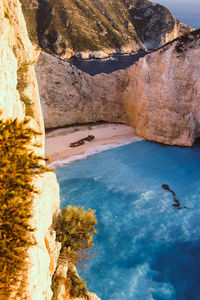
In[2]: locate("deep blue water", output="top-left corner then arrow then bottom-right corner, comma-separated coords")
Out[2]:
56,140 -> 200,300
70,52 -> 147,75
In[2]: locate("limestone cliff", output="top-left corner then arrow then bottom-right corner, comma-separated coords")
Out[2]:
122,29 -> 200,146
37,29 -> 200,146
36,51 -> 128,128
0,0 -> 60,299
0,1 -> 101,299
21,0 -> 192,60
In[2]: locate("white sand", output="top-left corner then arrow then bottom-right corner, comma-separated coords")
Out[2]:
45,123 -> 142,165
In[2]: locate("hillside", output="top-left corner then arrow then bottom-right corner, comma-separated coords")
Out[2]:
21,0 -> 192,59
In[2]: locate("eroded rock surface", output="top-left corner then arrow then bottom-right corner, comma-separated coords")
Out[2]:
122,29 -> 200,146
0,1 -> 60,299
37,30 -> 200,146
1,1 -> 101,299
36,51 -> 128,128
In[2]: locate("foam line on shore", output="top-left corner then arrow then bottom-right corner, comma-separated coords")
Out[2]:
49,137 -> 144,168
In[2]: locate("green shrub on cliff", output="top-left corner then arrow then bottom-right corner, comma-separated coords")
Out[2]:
52,206 -> 97,299
0,117 -> 50,297
53,205 -> 97,265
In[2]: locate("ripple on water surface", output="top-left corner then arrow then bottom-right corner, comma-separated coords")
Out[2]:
56,140 -> 200,300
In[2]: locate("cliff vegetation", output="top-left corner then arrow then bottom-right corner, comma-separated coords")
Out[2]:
0,117 -> 50,298
52,206 -> 98,299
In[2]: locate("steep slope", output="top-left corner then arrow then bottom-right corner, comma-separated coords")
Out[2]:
0,1 -> 60,299
36,51 -> 128,128
36,29 -> 200,146
122,29 -> 200,146
21,0 -> 192,59
0,2 -> 101,299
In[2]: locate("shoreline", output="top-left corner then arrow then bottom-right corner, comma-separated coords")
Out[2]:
45,123 -> 143,167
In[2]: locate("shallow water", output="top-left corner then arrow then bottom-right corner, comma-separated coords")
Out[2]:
56,140 -> 200,300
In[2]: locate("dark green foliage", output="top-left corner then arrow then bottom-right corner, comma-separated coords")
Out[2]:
67,265 -> 88,298
0,117 -> 51,296
53,205 -> 97,265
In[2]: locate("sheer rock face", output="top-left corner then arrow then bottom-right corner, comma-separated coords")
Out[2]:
122,29 -> 200,146
0,1 -> 60,299
37,30 -> 200,146
36,51 -> 128,128
0,0 -> 43,134
21,0 -> 192,60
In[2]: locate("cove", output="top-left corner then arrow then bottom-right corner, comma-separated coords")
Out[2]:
55,139 -> 200,300
69,51 -> 147,75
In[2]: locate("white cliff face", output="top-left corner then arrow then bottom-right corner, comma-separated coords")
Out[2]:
0,13 -> 24,121
0,2 -> 100,299
0,1 -> 60,299
37,29 -> 200,146
36,51 -> 128,129
0,0 -> 43,133
122,30 -> 200,146
27,173 -> 60,300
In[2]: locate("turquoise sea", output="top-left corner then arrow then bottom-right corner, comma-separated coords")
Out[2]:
56,139 -> 200,300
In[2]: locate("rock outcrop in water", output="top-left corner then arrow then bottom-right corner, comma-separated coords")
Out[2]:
21,0 -> 192,59
37,29 -> 200,146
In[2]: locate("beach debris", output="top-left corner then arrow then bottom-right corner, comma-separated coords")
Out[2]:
161,184 -> 188,209
69,135 -> 95,147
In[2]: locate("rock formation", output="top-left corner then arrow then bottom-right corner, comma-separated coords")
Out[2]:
122,29 -> 200,146
0,1 -> 60,299
21,0 -> 192,59
37,29 -> 200,146
36,51 -> 128,128
0,1 -> 99,299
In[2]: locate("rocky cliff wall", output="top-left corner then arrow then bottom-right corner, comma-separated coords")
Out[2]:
0,1 -> 60,299
21,0 -> 192,60
37,29 -> 200,146
36,51 -> 128,128
122,29 -> 200,146
0,2 -> 100,299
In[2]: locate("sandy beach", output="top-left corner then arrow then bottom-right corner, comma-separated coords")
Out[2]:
45,123 -> 142,165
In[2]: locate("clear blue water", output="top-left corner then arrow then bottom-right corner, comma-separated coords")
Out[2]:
56,140 -> 200,300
